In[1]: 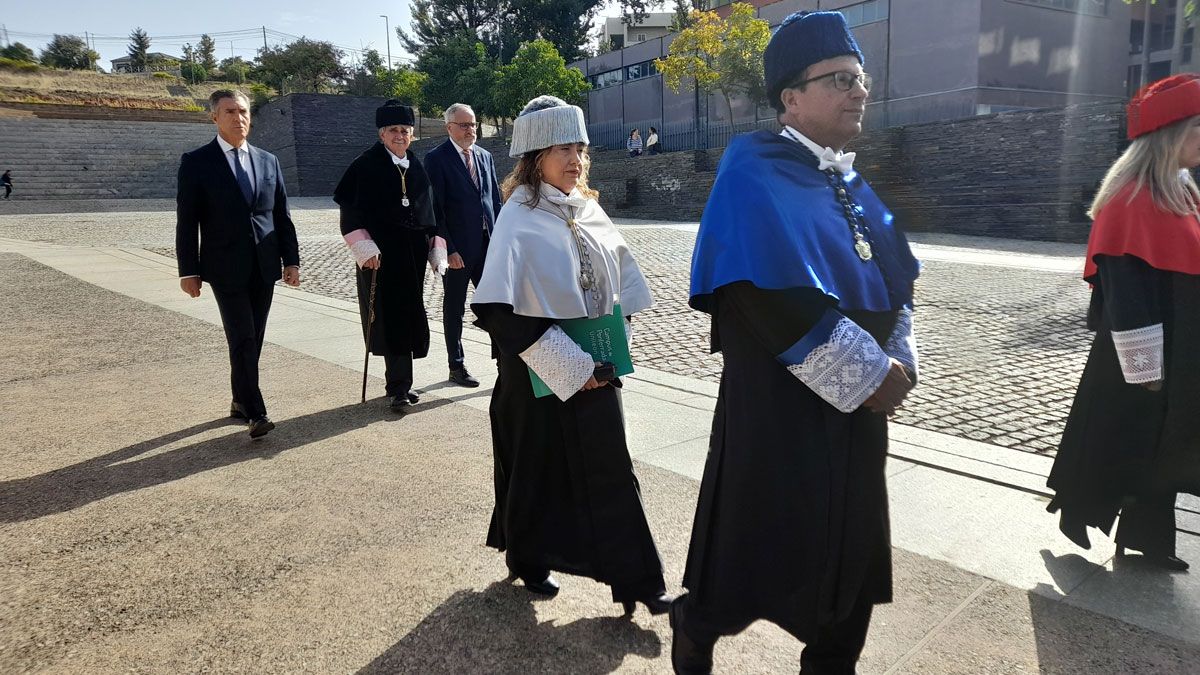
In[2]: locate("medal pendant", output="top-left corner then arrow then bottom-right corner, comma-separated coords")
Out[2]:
579,273 -> 594,290
401,197 -> 410,207
854,239 -> 873,261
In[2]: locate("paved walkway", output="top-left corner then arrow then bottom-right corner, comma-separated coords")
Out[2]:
2,221 -> 1199,673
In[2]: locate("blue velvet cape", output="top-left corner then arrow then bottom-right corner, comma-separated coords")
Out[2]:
689,130 -> 919,314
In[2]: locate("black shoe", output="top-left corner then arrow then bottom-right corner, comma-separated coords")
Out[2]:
248,416 -> 275,438
520,573 -> 560,597
390,394 -> 411,411
230,401 -> 248,421
621,592 -> 674,617
1118,546 -> 1190,572
406,391 -> 420,404
449,367 -> 480,388
669,595 -> 714,674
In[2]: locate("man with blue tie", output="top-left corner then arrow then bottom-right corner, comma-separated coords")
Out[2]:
176,89 -> 301,438
424,103 -> 503,387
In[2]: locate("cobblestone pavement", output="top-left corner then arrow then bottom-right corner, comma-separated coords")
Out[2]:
3,205 -> 1090,455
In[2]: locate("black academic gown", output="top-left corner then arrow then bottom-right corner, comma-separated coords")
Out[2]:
682,282 -> 896,641
1049,254 -> 1200,555
472,303 -> 667,602
334,142 -> 437,357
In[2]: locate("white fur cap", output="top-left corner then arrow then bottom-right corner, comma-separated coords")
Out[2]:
509,96 -> 589,157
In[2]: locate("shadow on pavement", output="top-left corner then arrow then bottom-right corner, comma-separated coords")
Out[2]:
0,401 -> 404,524
357,581 -> 663,674
1031,550 -> 1200,672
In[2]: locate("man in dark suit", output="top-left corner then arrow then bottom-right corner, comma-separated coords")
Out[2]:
424,103 -> 503,387
176,89 -> 300,438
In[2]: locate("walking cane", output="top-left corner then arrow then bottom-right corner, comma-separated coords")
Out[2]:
361,267 -> 378,403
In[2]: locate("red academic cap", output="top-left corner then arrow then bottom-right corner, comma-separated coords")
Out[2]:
1127,73 -> 1200,139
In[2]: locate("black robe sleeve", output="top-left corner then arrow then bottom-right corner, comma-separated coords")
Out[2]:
1091,254 -> 1164,332
712,282 -> 836,355
473,303 -> 555,357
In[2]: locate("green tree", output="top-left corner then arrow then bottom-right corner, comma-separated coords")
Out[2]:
507,0 -> 596,64
399,0 -> 505,57
655,4 -> 770,123
493,39 -> 589,119
256,38 -> 346,93
39,34 -> 99,70
180,62 -> 207,83
128,27 -> 151,71
377,66 -> 428,106
417,33 -> 493,114
181,43 -> 196,63
197,34 -> 218,72
0,42 -> 37,63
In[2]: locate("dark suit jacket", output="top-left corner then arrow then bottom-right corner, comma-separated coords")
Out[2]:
424,139 -> 503,271
175,138 -> 299,290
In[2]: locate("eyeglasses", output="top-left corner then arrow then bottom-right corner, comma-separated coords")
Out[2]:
450,122 -> 477,129
795,71 -> 872,93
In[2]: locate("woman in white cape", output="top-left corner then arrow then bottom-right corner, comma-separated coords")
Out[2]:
471,95 -> 671,617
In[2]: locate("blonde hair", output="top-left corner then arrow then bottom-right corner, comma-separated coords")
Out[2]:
500,143 -> 600,210
1090,115 -> 1200,218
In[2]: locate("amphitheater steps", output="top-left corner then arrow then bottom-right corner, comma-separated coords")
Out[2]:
0,118 -> 219,200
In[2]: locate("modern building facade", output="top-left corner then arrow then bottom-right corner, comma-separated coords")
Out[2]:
573,0 -> 1148,150
600,13 -> 675,49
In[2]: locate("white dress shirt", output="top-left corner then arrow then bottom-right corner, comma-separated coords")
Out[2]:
385,147 -> 410,168
780,125 -> 856,175
215,134 -> 255,184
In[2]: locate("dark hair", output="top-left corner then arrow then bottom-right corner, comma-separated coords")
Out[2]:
649,126 -> 657,133
209,89 -> 250,111
771,67 -> 811,115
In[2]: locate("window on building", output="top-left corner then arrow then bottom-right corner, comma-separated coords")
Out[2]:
1184,26 -> 1194,64
1006,0 -> 1108,17
839,0 -> 889,28
636,33 -> 647,42
612,35 -> 625,49
590,69 -> 625,89
625,60 -> 658,81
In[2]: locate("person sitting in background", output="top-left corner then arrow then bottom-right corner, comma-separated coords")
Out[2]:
645,127 -> 661,155
627,128 -> 643,157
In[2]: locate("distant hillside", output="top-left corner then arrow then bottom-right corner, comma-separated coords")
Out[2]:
0,67 -> 247,111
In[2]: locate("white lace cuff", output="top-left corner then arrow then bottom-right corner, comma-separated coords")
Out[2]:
883,307 -> 918,383
349,239 -> 381,267
1111,324 -> 1163,384
779,311 -> 891,413
520,324 -> 595,402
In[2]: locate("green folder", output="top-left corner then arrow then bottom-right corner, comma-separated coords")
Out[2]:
530,303 -> 633,398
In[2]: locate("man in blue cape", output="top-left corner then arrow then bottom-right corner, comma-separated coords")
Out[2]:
670,11 -> 921,674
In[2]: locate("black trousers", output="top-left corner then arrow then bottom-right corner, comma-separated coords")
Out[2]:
1116,493 -> 1178,557
4,184 -> 10,198
677,594 -> 874,675
211,273 -> 274,419
442,254 -> 485,370
383,353 -> 414,397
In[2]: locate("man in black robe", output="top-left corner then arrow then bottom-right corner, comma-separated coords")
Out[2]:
334,101 -> 437,410
672,12 -> 921,674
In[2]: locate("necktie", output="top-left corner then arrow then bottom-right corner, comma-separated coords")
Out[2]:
463,148 -> 479,190
230,147 -> 255,205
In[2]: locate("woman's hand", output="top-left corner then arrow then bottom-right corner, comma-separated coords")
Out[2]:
1141,380 -> 1163,392
581,376 -> 609,391
361,255 -> 381,270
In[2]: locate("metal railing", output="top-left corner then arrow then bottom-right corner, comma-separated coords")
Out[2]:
586,118 -> 781,154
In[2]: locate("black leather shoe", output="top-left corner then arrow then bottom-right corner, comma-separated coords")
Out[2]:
406,391 -> 420,404
390,394 -> 410,411
622,592 -> 674,616
669,596 -> 714,674
521,573 -> 560,597
230,401 -> 248,421
248,416 -> 275,439
449,367 -> 480,388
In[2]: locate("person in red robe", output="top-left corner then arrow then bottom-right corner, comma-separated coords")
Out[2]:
1047,73 -> 1200,572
